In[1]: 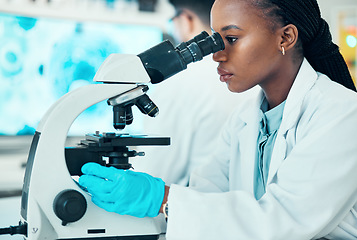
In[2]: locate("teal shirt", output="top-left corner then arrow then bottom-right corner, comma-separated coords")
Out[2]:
254,99 -> 286,200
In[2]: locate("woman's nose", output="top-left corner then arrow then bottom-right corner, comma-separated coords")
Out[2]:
212,49 -> 227,62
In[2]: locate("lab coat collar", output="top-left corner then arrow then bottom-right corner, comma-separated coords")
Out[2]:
237,58 -> 318,191
280,58 -> 317,132
267,58 -> 318,183
236,90 -> 263,193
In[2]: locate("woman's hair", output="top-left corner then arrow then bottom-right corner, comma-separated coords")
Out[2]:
250,0 -> 356,92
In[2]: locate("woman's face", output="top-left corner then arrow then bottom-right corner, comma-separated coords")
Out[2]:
211,0 -> 284,93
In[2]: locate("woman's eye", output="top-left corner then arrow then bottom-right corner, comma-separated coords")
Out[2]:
226,37 -> 238,44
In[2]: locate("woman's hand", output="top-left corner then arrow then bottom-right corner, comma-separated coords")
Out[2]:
79,162 -> 166,218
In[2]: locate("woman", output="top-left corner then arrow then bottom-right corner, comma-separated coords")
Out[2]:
79,0 -> 357,239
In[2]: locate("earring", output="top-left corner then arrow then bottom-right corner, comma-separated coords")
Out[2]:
281,46 -> 285,56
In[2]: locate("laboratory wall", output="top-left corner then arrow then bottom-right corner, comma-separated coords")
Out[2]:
318,0 -> 357,83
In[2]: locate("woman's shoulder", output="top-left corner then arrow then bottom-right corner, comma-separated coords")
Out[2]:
309,73 -> 357,107
298,73 -> 357,130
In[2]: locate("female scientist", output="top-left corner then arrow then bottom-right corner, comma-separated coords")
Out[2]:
79,0 -> 357,239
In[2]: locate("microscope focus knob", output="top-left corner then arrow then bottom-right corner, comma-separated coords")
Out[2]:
53,189 -> 87,226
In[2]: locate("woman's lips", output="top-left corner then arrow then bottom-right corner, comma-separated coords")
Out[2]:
217,68 -> 233,82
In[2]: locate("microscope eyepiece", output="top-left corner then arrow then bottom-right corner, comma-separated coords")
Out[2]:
175,31 -> 209,51
138,31 -> 225,84
197,32 -> 225,57
178,32 -> 225,64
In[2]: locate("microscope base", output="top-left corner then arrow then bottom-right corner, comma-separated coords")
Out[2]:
58,234 -> 159,240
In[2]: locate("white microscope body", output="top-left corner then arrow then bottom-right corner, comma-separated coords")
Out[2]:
21,55 -> 164,240
9,31 -> 224,240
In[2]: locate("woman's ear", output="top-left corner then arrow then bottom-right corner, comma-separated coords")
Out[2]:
279,24 -> 299,54
180,9 -> 196,35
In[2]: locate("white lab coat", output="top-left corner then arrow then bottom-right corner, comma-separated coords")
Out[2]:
166,59 -> 357,240
131,57 -> 257,186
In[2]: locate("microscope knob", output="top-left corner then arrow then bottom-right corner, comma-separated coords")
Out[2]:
53,189 -> 87,226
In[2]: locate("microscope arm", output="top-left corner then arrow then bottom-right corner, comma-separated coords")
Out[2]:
22,81 -> 155,239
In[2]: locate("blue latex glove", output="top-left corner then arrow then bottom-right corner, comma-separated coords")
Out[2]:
78,162 -> 165,218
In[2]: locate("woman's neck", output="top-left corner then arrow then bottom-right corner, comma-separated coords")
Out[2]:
260,58 -> 303,110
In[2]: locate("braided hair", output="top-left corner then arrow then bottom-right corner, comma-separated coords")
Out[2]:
250,0 -> 356,92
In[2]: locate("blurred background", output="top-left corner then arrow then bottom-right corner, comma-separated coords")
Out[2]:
0,0 -> 174,194
319,0 -> 357,85
0,0 -> 356,239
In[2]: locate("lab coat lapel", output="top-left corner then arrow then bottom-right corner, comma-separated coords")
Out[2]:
239,90 -> 264,194
267,59 -> 318,184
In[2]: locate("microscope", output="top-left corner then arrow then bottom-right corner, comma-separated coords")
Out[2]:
0,31 -> 224,239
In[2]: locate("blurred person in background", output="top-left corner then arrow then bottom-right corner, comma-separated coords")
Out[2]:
130,0 -> 257,186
